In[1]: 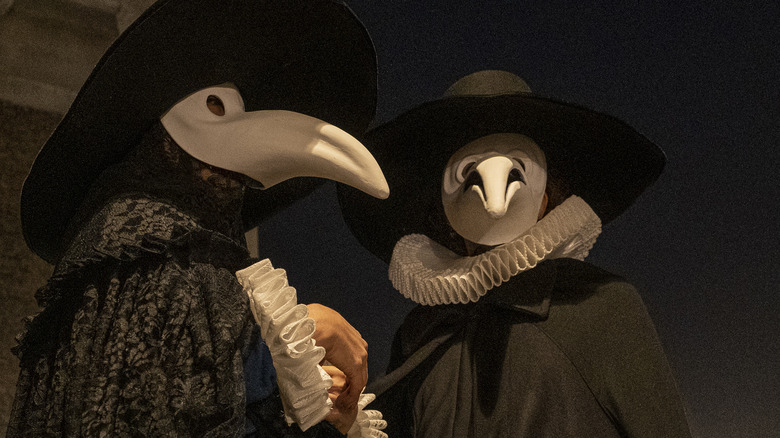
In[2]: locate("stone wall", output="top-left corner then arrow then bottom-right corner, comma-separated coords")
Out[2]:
0,100 -> 59,434
0,0 -> 118,114
0,1 -> 154,433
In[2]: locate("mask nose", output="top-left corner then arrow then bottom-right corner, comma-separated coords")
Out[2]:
466,156 -> 515,219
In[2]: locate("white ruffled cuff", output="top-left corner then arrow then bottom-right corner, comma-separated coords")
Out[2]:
348,393 -> 388,438
236,259 -> 332,431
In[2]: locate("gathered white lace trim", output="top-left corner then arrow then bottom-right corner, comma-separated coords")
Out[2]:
388,195 -> 602,305
236,260 -> 386,437
347,393 -> 388,438
236,260 -> 331,431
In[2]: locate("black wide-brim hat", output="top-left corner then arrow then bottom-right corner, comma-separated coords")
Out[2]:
339,70 -> 665,263
21,0 -> 377,263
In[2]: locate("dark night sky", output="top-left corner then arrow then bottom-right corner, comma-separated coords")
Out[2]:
256,1 -> 778,437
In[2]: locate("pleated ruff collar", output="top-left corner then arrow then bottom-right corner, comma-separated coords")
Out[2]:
388,196 -> 602,305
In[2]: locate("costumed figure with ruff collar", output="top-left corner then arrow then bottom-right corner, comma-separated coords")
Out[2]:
10,1 -> 390,436
339,70 -> 691,437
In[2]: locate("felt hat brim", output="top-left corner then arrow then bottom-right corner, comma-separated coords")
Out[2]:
21,0 -> 377,263
339,93 -> 665,263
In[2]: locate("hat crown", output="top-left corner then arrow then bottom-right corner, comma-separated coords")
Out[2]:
444,70 -> 531,97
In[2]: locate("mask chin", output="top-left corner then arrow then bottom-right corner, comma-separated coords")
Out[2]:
446,190 -> 542,245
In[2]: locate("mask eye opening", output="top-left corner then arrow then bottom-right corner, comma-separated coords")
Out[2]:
462,170 -> 483,193
508,168 -> 525,185
461,162 -> 474,179
458,161 -> 476,182
206,95 -> 226,116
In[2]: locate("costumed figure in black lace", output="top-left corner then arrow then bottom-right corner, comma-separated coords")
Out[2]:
11,0 -> 389,436
10,125 -> 264,436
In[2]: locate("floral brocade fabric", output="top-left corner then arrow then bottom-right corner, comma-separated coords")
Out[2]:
7,196 -> 255,437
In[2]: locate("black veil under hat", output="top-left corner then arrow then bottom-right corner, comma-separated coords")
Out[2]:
22,0 -> 378,263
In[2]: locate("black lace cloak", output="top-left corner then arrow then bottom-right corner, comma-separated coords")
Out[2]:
7,125 -> 342,437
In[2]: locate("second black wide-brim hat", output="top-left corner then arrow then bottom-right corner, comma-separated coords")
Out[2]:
22,0 -> 377,264
339,70 -> 665,263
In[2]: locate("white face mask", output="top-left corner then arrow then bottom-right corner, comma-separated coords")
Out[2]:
160,83 -> 388,199
441,133 -> 547,246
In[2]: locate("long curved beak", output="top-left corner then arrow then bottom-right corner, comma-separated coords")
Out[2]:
473,156 -> 515,218
162,87 -> 389,199
230,110 -> 389,199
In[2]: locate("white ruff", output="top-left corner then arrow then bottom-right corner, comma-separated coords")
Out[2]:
388,196 -> 602,305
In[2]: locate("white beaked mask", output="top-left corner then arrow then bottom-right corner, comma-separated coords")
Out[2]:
161,83 -> 389,199
442,133 -> 547,245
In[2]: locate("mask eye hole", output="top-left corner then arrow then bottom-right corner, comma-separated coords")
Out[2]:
206,95 -> 225,116
459,162 -> 475,181
508,168 -> 525,184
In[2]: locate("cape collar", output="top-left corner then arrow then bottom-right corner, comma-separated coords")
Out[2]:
481,259 -> 557,318
388,195 -> 602,306
384,259 -> 559,380
55,195 -> 248,277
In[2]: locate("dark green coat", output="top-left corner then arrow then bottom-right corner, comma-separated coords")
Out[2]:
370,258 -> 691,437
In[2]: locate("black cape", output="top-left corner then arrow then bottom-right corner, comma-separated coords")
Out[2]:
370,258 -> 691,437
9,195 -> 254,436
9,125 -> 345,437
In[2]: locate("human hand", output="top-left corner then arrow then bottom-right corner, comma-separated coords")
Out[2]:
322,365 -> 358,433
306,303 -> 368,412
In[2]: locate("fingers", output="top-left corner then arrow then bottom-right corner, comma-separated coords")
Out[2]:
306,303 -> 369,404
328,339 -> 367,409
337,353 -> 368,409
324,395 -> 358,434
323,365 -> 347,395
306,303 -> 369,409
323,365 -> 360,433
